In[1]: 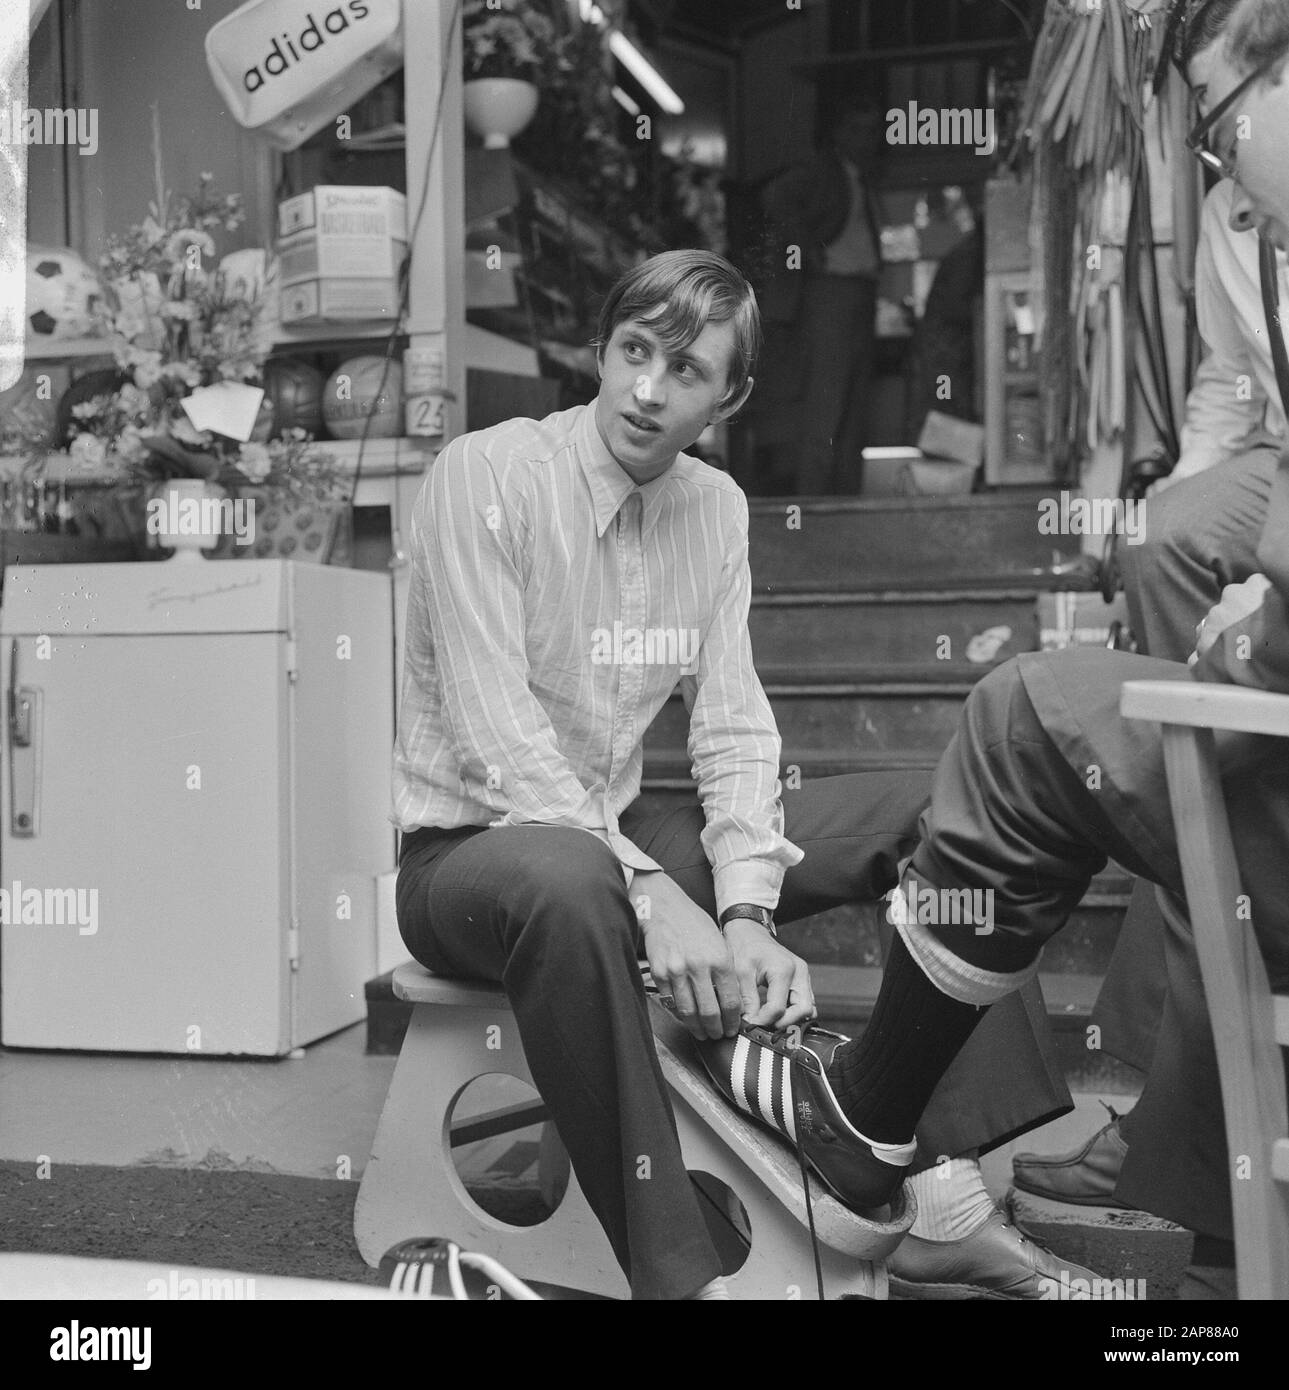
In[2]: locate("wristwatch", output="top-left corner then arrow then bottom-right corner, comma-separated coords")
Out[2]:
718,903 -> 777,939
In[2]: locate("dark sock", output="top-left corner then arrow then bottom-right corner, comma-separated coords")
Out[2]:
827,932 -> 990,1143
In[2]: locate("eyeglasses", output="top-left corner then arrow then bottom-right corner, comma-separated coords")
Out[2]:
1185,50 -> 1280,179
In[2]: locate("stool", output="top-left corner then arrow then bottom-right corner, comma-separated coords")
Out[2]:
354,963 -> 915,1299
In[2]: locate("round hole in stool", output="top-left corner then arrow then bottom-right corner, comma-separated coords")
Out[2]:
688,1171 -> 752,1275
445,1074 -> 569,1229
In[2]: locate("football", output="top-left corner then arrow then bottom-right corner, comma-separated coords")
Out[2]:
26,244 -> 103,340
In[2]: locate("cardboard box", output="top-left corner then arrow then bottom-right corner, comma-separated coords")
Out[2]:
918,409 -> 985,466
278,185 -> 407,241
279,277 -> 402,324
277,231 -> 407,285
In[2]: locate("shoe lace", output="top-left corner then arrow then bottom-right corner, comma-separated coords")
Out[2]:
789,1052 -> 828,1302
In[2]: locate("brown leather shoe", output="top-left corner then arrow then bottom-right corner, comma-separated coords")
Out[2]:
1011,1107 -> 1135,1208
888,1209 -> 1110,1299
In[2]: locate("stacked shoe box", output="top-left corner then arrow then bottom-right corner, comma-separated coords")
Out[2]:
277,185 -> 408,323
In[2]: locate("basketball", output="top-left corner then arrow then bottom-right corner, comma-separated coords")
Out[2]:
322,355 -> 402,440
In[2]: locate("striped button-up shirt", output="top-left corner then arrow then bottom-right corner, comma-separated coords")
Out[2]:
391,402 -> 803,913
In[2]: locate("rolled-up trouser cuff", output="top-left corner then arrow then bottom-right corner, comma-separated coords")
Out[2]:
896,912 -> 1041,1006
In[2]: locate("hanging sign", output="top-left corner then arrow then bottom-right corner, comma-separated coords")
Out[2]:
205,0 -> 405,152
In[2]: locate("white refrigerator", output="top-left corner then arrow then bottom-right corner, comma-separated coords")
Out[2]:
0,558 -> 395,1055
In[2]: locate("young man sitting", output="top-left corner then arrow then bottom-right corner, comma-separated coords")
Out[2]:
393,249 -> 1096,1299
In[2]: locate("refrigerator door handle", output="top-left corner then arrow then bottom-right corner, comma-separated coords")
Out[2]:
9,685 -> 42,837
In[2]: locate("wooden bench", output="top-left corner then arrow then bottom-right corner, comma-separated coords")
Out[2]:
354,963 -> 916,1299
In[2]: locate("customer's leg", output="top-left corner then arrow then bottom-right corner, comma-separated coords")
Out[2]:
396,824 -> 721,1301
829,649 -> 1191,1151
1119,444 -> 1279,661
621,768 -> 1073,1161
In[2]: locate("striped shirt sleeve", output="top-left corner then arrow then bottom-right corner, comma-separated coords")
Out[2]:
685,491 -> 804,914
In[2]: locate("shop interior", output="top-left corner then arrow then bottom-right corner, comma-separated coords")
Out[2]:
0,0 -> 1264,1304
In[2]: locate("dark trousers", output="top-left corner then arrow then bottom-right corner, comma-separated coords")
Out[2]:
1095,445 -> 1280,1159
396,770 -> 1071,1299
905,647 -> 1289,1237
1119,444 -> 1279,664
794,273 -> 878,494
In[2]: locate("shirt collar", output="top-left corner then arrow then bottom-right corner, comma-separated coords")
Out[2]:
575,403 -> 674,541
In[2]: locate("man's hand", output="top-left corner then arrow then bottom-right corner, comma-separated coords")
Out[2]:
722,919 -> 816,1032
634,872 -> 742,1040
1190,573 -> 1272,665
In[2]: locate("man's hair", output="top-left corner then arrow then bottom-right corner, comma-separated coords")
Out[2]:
594,249 -> 761,411
1178,0 -> 1245,72
1180,0 -> 1289,75
1225,0 -> 1289,76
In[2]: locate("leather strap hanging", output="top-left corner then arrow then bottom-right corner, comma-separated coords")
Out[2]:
1259,233 -> 1289,427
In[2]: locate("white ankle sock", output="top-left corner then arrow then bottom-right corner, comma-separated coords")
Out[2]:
690,1276 -> 731,1300
909,1157 -> 998,1242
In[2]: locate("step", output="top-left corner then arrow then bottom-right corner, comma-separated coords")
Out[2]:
748,494 -> 1077,592
748,590 -> 1040,670
646,680 -> 979,758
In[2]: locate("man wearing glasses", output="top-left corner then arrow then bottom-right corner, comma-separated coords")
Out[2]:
1015,0 -> 1289,1219
719,0 -> 1289,1300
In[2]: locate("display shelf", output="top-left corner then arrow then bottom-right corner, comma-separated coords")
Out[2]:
308,436 -> 438,478
271,321 -> 406,351
23,337 -> 115,361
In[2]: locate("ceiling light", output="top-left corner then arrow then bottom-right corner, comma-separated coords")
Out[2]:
608,31 -> 684,115
611,85 -> 640,116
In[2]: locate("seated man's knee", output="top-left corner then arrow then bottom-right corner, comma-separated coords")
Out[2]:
964,656 -> 1028,730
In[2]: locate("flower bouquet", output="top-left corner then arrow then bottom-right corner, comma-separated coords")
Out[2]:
58,108 -> 346,559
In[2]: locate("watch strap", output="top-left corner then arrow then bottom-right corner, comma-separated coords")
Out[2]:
718,903 -> 777,938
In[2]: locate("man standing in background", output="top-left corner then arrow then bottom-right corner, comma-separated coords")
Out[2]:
762,96 -> 886,494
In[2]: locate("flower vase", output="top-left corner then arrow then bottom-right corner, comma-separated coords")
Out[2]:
463,78 -> 540,149
147,477 -> 226,561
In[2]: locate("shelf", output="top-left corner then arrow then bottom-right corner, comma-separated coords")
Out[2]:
797,38 -> 1027,70
271,321 -> 406,351
308,437 -> 438,478
23,337 -> 115,362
